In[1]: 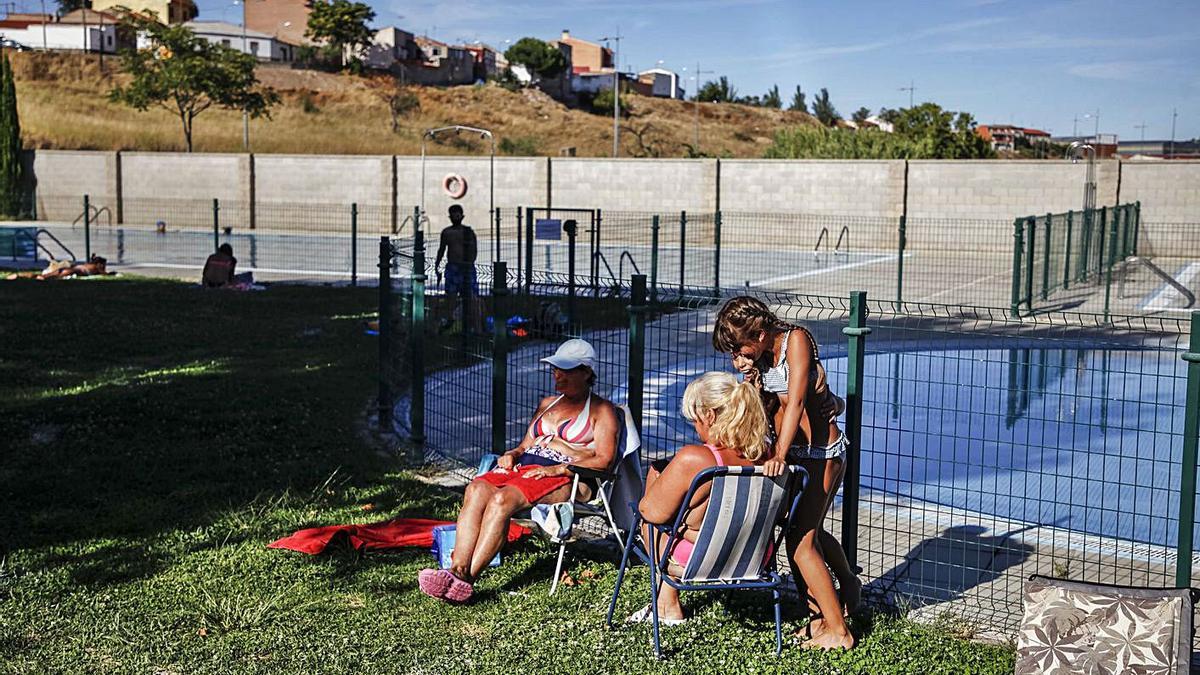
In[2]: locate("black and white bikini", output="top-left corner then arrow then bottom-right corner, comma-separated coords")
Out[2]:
760,329 -> 847,461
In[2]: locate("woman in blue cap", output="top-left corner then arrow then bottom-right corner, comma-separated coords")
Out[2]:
419,338 -> 621,603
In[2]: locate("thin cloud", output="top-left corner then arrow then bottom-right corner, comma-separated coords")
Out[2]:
1067,59 -> 1176,81
934,32 -> 1199,53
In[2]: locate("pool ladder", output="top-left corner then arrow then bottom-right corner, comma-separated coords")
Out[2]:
813,225 -> 851,258
1118,256 -> 1196,308
10,228 -> 77,262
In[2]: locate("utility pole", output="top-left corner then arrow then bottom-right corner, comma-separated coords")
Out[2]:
598,31 -> 623,158
39,0 -> 47,50
1072,115 -> 1079,137
1134,122 -> 1148,141
898,80 -> 915,109
1169,108 -> 1177,158
240,0 -> 250,151
692,61 -> 713,152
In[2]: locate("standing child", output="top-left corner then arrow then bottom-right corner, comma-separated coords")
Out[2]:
713,296 -> 858,650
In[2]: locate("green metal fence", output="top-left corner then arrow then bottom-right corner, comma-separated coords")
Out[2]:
392,271 -> 1200,647
1010,202 -> 1140,318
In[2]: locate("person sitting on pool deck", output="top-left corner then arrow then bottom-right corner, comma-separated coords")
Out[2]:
417,338 -> 620,603
202,244 -> 237,288
629,371 -> 771,624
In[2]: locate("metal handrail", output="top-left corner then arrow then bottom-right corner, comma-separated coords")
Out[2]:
618,250 -> 641,281
71,204 -> 112,229
16,228 -> 77,262
1120,256 -> 1196,308
593,249 -> 621,293
813,226 -> 829,258
834,225 -> 850,256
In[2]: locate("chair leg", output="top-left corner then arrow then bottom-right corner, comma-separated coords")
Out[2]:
773,586 -> 783,656
597,490 -> 622,545
649,535 -> 663,658
606,515 -> 641,629
549,541 -> 568,595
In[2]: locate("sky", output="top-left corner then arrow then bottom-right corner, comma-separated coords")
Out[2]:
189,0 -> 1200,140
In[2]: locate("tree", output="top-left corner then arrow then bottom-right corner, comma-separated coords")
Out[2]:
383,87 -> 419,133
811,87 -> 839,126
851,107 -> 871,125
763,84 -> 782,109
305,0 -> 375,69
110,18 -> 279,152
0,52 -> 23,216
697,76 -> 736,103
56,0 -> 89,13
503,38 -> 566,82
890,102 -> 992,159
876,107 -> 901,125
789,85 -> 806,113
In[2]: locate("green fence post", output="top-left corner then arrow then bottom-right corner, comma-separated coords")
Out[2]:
1176,311 -> 1200,588
650,215 -> 660,303
516,206 -> 523,291
83,194 -> 91,260
896,214 -> 907,310
1041,212 -> 1052,300
628,274 -> 647,437
679,210 -> 687,296
212,198 -> 220,252
378,237 -> 393,435
566,219 -> 577,327
524,206 -> 534,294
1103,207 -> 1119,322
1133,201 -> 1141,256
494,206 -> 502,264
713,210 -> 722,295
351,203 -> 358,287
1010,217 -> 1024,318
1096,206 -> 1108,282
1063,210 -> 1073,289
1024,216 -> 1036,314
410,231 -> 426,445
841,290 -> 870,567
491,261 -> 509,455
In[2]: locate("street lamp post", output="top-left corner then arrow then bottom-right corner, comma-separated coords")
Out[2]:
690,62 -> 713,152
598,32 -> 623,158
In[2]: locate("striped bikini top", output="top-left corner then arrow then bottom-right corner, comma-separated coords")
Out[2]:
760,330 -> 829,398
530,395 -> 595,445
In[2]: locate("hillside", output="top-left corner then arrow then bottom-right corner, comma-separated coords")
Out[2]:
14,52 -> 818,157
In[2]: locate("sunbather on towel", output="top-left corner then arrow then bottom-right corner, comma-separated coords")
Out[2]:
30,255 -> 107,280
631,371 -> 770,624
418,339 -> 620,604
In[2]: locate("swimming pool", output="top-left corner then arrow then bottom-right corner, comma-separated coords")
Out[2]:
640,346 -> 1190,549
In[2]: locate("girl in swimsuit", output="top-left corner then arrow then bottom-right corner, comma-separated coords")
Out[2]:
631,371 -> 770,625
418,339 -> 620,604
714,296 -> 858,651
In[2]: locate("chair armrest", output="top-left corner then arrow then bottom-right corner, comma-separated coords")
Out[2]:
568,465 -> 617,481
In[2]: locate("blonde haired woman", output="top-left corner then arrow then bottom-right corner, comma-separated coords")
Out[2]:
629,371 -> 771,624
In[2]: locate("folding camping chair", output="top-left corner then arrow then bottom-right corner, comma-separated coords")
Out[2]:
476,404 -> 643,595
606,464 -> 808,657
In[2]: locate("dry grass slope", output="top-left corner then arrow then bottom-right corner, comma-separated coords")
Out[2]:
15,52 -> 817,157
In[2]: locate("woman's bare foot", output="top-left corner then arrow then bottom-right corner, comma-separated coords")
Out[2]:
656,600 -> 686,622
802,627 -> 855,651
839,576 -> 862,616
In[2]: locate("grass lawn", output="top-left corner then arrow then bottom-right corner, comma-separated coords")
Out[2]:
0,276 -> 1015,674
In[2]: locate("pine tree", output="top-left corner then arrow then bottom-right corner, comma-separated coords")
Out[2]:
0,52 -> 23,217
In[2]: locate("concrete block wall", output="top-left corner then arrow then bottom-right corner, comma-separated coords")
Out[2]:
31,150 -> 118,220
24,150 -> 1198,256
1119,161 -> 1200,258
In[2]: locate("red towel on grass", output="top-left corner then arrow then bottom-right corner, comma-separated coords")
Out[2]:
268,518 -> 529,555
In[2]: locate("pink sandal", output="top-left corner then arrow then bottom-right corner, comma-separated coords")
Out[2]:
443,573 -> 474,603
418,569 -> 453,599
418,568 -> 474,603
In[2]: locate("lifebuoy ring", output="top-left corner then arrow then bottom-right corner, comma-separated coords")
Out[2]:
442,173 -> 468,199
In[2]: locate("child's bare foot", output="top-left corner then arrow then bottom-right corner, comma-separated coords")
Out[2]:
802,627 -> 855,651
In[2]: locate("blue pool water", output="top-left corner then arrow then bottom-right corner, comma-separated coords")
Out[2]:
643,347 -> 1190,549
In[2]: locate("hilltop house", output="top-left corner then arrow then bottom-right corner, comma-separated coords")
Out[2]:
90,0 -> 196,24
184,20 -> 292,61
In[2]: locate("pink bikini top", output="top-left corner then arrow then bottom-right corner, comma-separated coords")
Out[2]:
704,443 -> 727,466
530,395 -> 595,445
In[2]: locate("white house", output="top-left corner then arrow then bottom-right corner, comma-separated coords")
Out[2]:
0,19 -> 117,53
636,68 -> 683,99
183,20 -> 290,61
352,26 -> 418,70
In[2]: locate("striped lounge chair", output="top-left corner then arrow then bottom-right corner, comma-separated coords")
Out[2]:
605,463 -> 808,657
